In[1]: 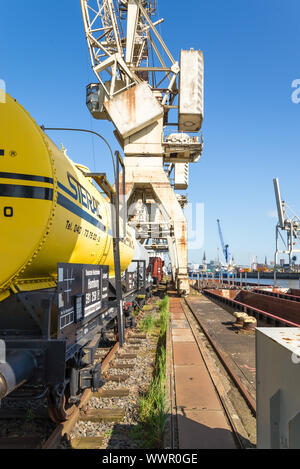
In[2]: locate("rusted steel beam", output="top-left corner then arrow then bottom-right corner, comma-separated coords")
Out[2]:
253,288 -> 300,303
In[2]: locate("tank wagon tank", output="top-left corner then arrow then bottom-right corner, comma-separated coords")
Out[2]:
0,93 -> 150,421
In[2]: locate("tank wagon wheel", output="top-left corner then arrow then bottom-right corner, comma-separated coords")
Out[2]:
47,386 -> 77,423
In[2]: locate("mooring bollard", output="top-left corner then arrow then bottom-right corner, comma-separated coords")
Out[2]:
243,316 -> 257,331
234,312 -> 248,325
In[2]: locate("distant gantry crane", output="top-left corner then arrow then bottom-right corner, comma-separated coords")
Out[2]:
273,178 -> 300,269
80,0 -> 205,295
217,219 -> 231,268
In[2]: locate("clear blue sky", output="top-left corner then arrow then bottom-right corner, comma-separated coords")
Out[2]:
1,1 -> 300,266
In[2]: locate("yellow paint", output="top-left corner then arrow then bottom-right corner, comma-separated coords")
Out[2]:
0,93 -> 135,295
0,290 -> 10,302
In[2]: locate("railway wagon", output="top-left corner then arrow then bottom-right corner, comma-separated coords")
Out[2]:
147,257 -> 164,285
0,93 -> 149,421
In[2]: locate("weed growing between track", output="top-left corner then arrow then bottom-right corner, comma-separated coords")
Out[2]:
130,295 -> 169,448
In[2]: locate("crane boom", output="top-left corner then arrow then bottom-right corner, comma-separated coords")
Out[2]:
273,178 -> 285,229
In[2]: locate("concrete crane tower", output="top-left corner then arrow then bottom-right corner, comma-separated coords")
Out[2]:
81,0 -> 204,295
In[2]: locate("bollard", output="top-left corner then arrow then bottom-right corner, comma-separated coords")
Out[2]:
233,312 -> 249,325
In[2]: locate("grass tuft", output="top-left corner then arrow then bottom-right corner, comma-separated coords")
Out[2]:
155,296 -> 169,337
131,295 -> 169,448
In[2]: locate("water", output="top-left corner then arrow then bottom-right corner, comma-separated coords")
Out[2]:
189,273 -> 300,290
236,277 -> 300,290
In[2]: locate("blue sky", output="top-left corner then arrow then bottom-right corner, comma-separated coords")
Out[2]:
1,0 -> 300,265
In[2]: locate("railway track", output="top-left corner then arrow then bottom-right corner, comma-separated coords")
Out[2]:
43,337 -> 125,449
0,335 -> 137,449
43,294 -> 166,450
0,284 -> 170,451
0,298 -> 155,450
166,289 -> 256,449
1,286 -> 258,450
0,337 -> 118,449
184,298 -> 257,416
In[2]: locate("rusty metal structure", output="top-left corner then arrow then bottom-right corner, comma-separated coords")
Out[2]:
203,288 -> 300,327
81,0 -> 204,295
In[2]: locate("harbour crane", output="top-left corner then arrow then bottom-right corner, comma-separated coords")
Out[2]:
80,0 -> 204,295
217,219 -> 231,266
273,178 -> 300,269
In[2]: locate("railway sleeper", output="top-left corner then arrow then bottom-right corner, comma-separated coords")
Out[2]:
117,353 -> 137,359
0,436 -> 41,449
111,363 -> 135,370
79,408 -> 125,423
104,373 -> 130,383
92,388 -> 129,398
70,436 -> 104,450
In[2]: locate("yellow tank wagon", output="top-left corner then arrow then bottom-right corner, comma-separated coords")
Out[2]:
0,93 -> 135,302
0,94 -> 150,421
